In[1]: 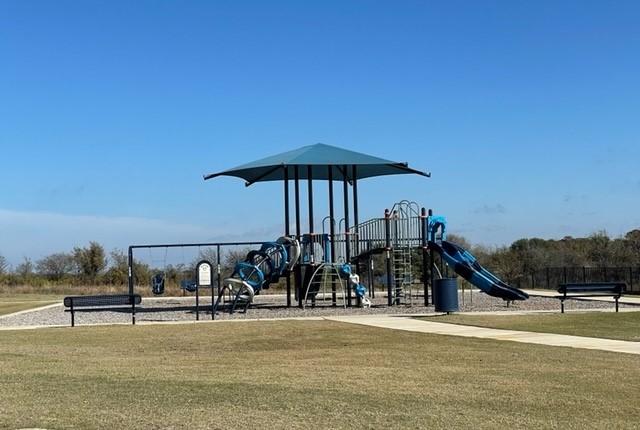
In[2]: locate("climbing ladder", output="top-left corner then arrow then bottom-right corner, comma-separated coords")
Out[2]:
389,200 -> 420,305
392,247 -> 412,305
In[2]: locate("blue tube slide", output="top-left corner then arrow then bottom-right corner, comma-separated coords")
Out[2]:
430,240 -> 529,301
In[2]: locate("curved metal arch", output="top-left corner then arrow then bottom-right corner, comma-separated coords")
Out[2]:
303,263 -> 348,309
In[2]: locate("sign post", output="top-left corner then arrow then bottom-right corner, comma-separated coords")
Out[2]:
196,260 -> 213,321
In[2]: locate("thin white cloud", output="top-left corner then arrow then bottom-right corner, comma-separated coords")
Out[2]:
0,209 -> 224,265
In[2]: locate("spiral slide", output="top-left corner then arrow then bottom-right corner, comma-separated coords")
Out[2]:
430,240 -> 529,301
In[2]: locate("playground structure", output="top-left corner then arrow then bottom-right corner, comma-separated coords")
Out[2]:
212,237 -> 299,314
302,260 -> 371,309
125,144 -> 528,316
430,240 -> 529,301
126,199 -> 527,316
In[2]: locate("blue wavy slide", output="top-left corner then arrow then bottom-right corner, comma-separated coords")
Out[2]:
429,240 -> 529,301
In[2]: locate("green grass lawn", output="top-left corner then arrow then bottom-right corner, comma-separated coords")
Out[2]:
421,312 -> 640,342
0,294 -> 60,316
1,321 -> 640,429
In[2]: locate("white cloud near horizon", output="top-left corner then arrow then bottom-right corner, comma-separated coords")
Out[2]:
0,208 -> 283,266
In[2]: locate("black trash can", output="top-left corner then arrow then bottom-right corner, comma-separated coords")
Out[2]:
434,278 -> 459,313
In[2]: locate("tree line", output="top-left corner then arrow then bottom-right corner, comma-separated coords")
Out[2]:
0,242 -> 247,288
1,229 -> 639,289
367,229 -> 640,287
467,229 -> 640,283
0,242 -> 127,287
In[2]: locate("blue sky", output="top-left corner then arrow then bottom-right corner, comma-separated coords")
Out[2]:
1,0 -> 639,265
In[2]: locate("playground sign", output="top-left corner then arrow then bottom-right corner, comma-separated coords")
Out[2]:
196,260 -> 213,287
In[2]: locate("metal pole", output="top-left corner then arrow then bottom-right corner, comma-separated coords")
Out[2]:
328,166 -> 337,306
307,166 -> 314,263
368,255 -> 374,298
195,283 -> 200,321
211,268 -> 216,320
211,255 -> 216,320
216,244 -> 221,296
295,167 -> 301,237
385,208 -> 393,306
127,246 -> 134,295
284,166 -> 291,307
421,207 -> 429,306
352,165 -> 359,257
343,167 -> 352,307
352,166 -> 361,307
428,209 -> 435,305
295,166 -> 302,308
214,245 -> 221,320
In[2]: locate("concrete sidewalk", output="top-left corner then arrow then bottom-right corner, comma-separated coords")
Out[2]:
327,315 -> 640,355
0,302 -> 61,319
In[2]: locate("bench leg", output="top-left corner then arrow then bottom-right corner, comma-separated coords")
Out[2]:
561,300 -> 565,314
132,300 -> 136,325
70,304 -> 75,327
615,297 -> 619,313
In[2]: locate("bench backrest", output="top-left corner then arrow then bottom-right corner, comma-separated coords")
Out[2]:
64,294 -> 142,308
558,283 -> 626,294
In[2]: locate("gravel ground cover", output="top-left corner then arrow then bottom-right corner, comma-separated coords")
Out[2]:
1,290 -> 636,328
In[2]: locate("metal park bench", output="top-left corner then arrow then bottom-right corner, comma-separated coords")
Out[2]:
556,282 -> 626,313
63,294 -> 142,327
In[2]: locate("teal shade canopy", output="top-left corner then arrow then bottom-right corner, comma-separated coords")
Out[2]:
203,143 -> 430,186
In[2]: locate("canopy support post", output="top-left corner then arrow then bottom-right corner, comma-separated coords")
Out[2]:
307,166 -> 314,264
428,208 -> 435,308
421,207 -> 429,306
295,166 -> 302,308
328,166 -> 337,306
343,166 -> 352,307
352,165 -> 360,307
284,166 -> 291,307
352,165 -> 359,256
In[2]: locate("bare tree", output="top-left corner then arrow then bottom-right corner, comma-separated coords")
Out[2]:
15,257 -> 34,281
191,247 -> 218,271
222,247 -> 252,276
37,253 -> 74,281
